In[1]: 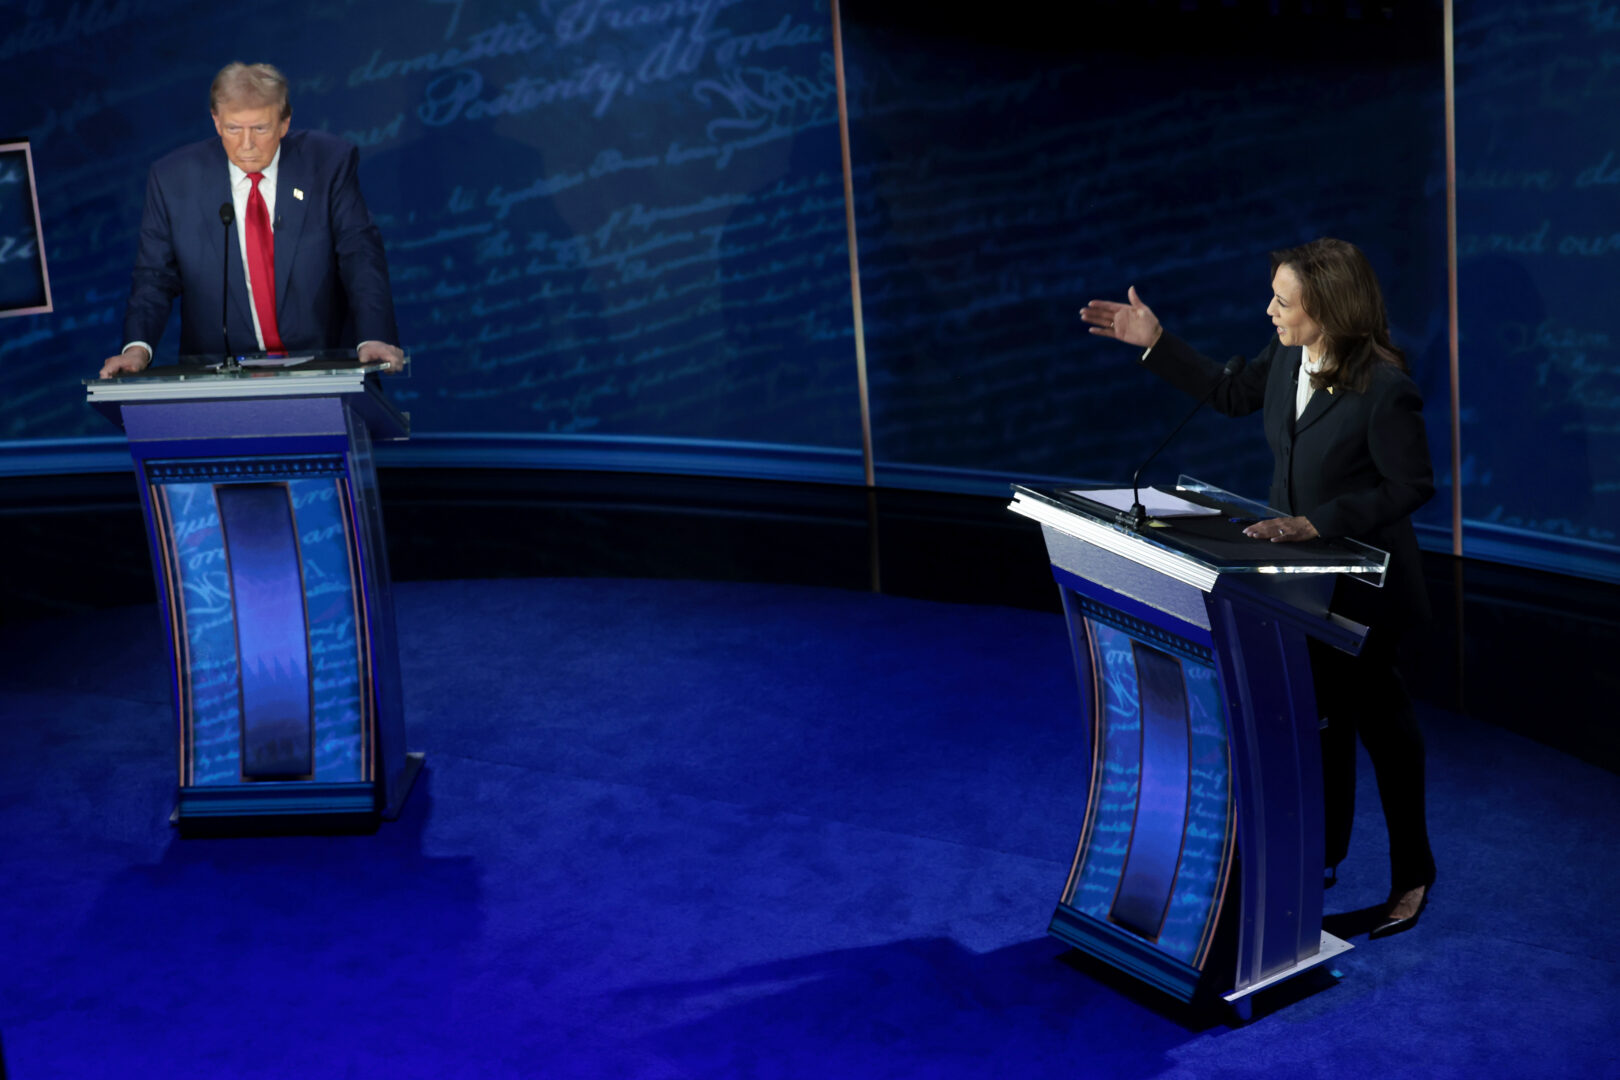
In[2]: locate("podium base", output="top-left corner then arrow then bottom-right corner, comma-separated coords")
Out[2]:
167,751 -> 425,835
1222,930 -> 1353,1020
383,751 -> 427,821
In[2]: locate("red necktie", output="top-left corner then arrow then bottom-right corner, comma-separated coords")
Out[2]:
245,172 -> 284,352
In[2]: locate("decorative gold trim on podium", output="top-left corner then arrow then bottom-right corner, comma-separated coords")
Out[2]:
1194,788 -> 1238,970
1060,618 -> 1106,906
335,475 -> 376,783
154,484 -> 197,785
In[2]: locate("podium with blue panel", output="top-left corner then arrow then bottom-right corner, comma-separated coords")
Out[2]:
1008,480 -> 1387,1015
87,358 -> 421,829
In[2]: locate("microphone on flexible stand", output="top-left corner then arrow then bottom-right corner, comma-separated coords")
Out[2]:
218,202 -> 239,371
1123,354 -> 1247,529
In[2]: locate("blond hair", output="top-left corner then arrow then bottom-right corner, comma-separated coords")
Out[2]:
210,62 -> 291,120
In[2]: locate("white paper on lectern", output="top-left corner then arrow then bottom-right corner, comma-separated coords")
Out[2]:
1069,488 -> 1222,518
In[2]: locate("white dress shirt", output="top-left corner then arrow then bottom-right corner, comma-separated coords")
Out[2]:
1296,345 -> 1325,419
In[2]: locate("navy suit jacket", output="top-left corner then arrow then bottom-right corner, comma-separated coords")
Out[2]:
123,129 -> 397,356
1143,331 -> 1435,632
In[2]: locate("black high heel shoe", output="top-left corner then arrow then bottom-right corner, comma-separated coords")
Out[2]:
1370,884 -> 1430,939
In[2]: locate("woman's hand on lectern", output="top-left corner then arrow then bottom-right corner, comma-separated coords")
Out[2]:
1243,516 -> 1320,543
1079,286 -> 1164,350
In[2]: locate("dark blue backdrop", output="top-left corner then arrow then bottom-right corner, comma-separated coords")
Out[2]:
1450,2 -> 1620,577
2,0 -> 1615,581
838,4 -> 1449,515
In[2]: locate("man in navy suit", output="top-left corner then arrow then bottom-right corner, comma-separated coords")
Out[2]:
100,62 -> 403,377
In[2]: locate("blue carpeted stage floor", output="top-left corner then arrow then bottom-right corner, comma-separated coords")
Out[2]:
3,579 -> 1618,1078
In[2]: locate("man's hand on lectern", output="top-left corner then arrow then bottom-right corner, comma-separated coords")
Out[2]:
100,345 -> 152,380
357,340 -> 406,373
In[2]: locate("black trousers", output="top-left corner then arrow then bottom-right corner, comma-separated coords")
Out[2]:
1309,634 -> 1437,895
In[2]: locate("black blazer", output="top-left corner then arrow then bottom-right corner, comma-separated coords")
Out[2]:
1143,331 -> 1435,633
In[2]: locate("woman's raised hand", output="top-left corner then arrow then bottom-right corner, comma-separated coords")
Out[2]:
1079,286 -> 1163,350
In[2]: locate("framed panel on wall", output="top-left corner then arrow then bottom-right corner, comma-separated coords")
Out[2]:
0,139 -> 52,319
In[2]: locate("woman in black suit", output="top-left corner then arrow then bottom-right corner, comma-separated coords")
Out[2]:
1080,237 -> 1436,936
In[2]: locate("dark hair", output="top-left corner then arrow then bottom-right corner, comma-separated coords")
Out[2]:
210,62 -> 291,121
1270,238 -> 1407,393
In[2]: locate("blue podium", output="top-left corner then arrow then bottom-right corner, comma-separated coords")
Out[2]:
87,359 -> 420,829
1009,480 -> 1387,1015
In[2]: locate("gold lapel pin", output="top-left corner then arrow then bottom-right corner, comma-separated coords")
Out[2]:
293,188 -> 305,201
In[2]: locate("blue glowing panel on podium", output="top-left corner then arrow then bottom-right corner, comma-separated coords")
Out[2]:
156,466 -> 371,787
292,477 -> 372,781
217,483 -> 314,779
1061,614 -> 1232,973
160,482 -> 242,785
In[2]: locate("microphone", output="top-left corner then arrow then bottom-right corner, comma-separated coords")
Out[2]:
1124,354 -> 1246,529
218,202 -> 237,370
